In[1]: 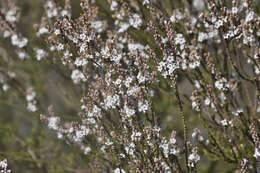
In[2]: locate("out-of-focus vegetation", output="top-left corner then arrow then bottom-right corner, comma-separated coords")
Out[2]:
0,0 -> 92,172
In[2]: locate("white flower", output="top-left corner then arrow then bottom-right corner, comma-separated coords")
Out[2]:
131,131 -> 142,141
36,49 -> 47,61
11,35 -> 28,48
124,142 -> 135,156
215,77 -> 228,90
0,159 -> 10,173
54,29 -> 61,35
170,15 -> 176,23
56,43 -> 64,51
204,98 -> 211,106
169,138 -> 176,144
174,34 -> 186,50
198,32 -> 208,42
129,14 -> 142,28
193,0 -> 205,10
79,33 -> 86,41
220,119 -> 228,126
114,168 -> 126,173
71,69 -> 87,84
91,21 -> 104,33
74,126 -> 90,142
111,53 -> 122,63
84,146 -> 91,154
48,117 -> 59,130
254,148 -> 260,159
61,10 -> 70,17
124,105 -> 135,117
57,133 -> 63,139
189,61 -> 200,69
6,10 -> 17,23
118,23 -> 130,33
198,136 -> 204,141
137,72 -> 146,83
215,19 -> 223,29
138,100 -> 149,113
143,0 -> 150,5
37,27 -> 49,36
114,78 -> 122,86
2,84 -> 9,91
188,152 -> 200,167
27,102 -> 37,112
246,11 -> 254,23
125,77 -> 134,88
128,43 -> 145,52
243,2 -> 248,8
18,51 -> 28,60
46,1 -> 58,18
26,90 -> 36,102
232,7 -> 238,14
110,1 -> 118,11
104,94 -> 120,109
255,67 -> 260,75
232,108 -> 243,116
75,57 -> 88,67
3,30 -> 11,38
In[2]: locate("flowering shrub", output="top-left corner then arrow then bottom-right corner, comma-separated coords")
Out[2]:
0,0 -> 260,172
0,159 -> 11,173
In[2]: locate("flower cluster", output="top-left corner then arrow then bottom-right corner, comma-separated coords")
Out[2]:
0,159 -> 11,173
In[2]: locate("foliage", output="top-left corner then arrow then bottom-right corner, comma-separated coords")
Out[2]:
0,0 -> 260,172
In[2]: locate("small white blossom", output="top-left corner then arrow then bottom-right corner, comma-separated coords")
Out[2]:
27,102 -> 37,112
71,69 -> 87,84
220,119 -> 228,126
11,35 -> 28,48
3,30 -> 11,38
198,32 -> 208,42
48,117 -> 59,130
129,14 -> 142,28
83,146 -> 91,154
188,151 -> 200,167
110,1 -> 118,11
174,34 -> 186,50
18,51 -> 28,60
118,23 -> 130,33
114,168 -> 126,173
56,43 -> 64,51
232,108 -> 243,116
143,0 -> 150,5
245,11 -> 255,23
104,94 -> 120,109
215,77 -> 229,91
2,84 -> 9,91
36,49 -> 47,61
75,57 -> 88,67
204,98 -> 211,106
254,147 -> 260,159
215,19 -> 223,29
91,21 -> 104,33
232,7 -> 238,14
138,100 -> 149,113
193,0 -> 205,10
124,105 -> 135,117
6,10 -> 17,23
54,29 -> 61,35
26,90 -> 36,102
37,27 -> 49,36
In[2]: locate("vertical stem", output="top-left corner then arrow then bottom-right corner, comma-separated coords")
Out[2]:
174,83 -> 190,173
